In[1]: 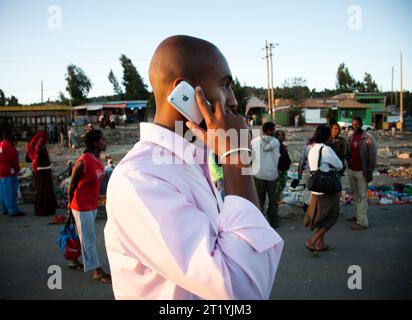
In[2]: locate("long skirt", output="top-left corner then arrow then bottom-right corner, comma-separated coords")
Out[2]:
34,169 -> 57,216
304,193 -> 339,231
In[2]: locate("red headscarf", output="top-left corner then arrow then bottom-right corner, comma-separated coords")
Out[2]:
27,131 -> 49,172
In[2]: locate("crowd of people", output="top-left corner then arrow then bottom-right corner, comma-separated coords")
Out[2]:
0,125 -> 116,284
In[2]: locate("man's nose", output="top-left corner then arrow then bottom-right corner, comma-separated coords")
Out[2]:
226,87 -> 238,112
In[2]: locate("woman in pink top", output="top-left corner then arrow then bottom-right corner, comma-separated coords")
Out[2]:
68,130 -> 111,284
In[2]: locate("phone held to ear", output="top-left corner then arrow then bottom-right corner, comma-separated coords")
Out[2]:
167,81 -> 211,125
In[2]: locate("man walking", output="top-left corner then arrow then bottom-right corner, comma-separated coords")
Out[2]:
346,117 -> 377,230
251,122 -> 281,228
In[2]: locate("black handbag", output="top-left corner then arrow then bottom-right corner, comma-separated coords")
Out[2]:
307,146 -> 342,194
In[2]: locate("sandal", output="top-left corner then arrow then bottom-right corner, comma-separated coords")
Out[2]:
68,262 -> 84,272
305,241 -> 320,257
93,272 -> 112,284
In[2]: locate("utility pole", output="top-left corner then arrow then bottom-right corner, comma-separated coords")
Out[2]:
41,80 -> 43,104
391,67 -> 394,105
268,43 -> 277,123
400,52 -> 404,132
265,41 -> 272,116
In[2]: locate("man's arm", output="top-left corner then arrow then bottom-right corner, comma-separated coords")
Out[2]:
367,134 -> 377,172
106,169 -> 283,300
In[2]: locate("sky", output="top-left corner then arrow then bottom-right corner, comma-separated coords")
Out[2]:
0,0 -> 411,104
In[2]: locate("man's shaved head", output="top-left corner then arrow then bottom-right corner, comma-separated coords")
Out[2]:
149,35 -> 236,131
150,35 -> 229,106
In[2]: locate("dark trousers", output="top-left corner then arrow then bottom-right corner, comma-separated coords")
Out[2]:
254,177 -> 279,227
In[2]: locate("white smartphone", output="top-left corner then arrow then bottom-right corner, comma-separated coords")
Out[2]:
167,81 -> 210,125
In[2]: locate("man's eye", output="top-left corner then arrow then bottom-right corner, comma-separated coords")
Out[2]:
222,83 -> 231,90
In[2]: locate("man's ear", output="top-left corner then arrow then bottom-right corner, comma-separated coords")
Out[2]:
172,78 -> 186,89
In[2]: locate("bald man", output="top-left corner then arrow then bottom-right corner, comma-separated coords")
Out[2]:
104,35 -> 284,300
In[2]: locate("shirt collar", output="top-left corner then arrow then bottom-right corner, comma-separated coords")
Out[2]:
139,122 -> 208,165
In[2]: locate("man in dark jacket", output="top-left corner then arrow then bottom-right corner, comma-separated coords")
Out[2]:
329,122 -> 347,172
346,117 -> 377,230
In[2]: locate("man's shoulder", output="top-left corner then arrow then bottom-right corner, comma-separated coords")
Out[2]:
361,132 -> 376,143
112,140 -> 189,183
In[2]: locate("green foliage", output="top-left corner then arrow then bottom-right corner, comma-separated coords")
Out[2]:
7,95 -> 19,106
326,108 -> 338,125
119,54 -> 148,100
0,89 -> 5,106
336,63 -> 379,93
59,91 -> 70,105
289,106 -> 303,125
336,63 -> 356,92
231,78 -> 248,114
65,64 -> 92,106
279,77 -> 311,102
362,73 -> 378,93
0,90 -> 20,106
148,91 -> 156,110
108,69 -> 123,98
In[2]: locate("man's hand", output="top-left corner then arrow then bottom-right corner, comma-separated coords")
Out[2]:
186,86 -> 250,166
186,86 -> 258,208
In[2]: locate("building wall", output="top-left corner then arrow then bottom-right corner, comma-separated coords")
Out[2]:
274,111 -> 289,126
356,94 -> 386,113
303,109 -> 328,124
338,108 -> 372,125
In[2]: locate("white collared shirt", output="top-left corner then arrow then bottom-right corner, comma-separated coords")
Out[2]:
104,122 -> 284,300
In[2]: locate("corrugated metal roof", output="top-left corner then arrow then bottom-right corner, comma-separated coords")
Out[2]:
0,105 -> 73,111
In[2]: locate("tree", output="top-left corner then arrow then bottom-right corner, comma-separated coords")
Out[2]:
362,73 -> 378,92
108,69 -> 123,97
280,77 -> 310,102
231,78 -> 248,115
119,54 -> 148,100
6,95 -> 19,106
0,89 -> 5,106
336,63 -> 356,92
289,106 -> 303,126
58,91 -> 70,105
326,108 -> 338,125
65,64 -> 92,106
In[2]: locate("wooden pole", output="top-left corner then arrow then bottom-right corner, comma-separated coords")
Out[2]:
400,52 -> 404,132
391,67 -> 394,105
265,41 -> 272,116
269,43 -> 275,123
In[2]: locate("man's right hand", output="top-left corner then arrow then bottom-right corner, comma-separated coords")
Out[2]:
186,86 -> 258,208
186,86 -> 250,164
